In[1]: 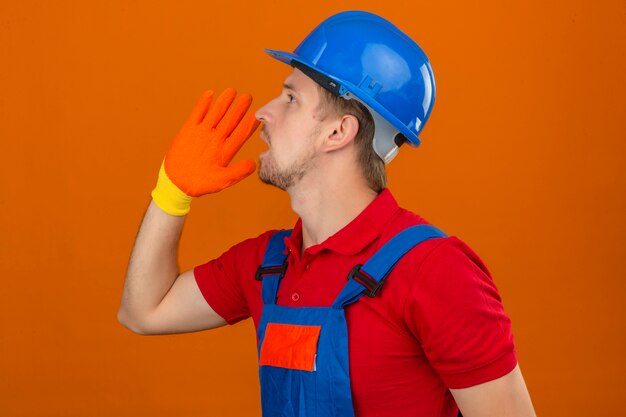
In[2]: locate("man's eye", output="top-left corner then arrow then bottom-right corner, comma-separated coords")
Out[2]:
287,94 -> 296,104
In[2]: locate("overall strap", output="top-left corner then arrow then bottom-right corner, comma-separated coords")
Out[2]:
333,224 -> 448,308
256,229 -> 292,304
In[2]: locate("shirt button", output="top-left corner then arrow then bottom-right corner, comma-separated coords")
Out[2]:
291,292 -> 300,302
305,264 -> 310,270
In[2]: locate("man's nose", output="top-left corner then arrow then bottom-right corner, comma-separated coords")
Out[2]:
256,94 -> 282,123
255,100 -> 271,123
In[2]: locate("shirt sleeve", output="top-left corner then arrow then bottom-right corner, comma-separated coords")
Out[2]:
403,237 -> 518,389
193,231 -> 274,325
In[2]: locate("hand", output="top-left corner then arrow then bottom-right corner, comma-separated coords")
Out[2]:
151,88 -> 259,215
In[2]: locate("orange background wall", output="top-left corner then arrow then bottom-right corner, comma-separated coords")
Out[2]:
1,0 -> 625,416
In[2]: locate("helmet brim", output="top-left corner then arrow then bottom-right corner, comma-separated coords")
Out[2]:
264,48 -> 297,65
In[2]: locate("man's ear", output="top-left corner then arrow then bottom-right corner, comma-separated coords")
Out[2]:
322,114 -> 359,152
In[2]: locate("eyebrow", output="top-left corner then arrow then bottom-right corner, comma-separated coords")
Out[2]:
283,83 -> 298,93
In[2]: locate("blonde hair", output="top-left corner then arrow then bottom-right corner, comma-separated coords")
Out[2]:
317,87 -> 387,193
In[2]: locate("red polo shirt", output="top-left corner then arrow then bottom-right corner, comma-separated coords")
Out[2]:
194,189 -> 517,417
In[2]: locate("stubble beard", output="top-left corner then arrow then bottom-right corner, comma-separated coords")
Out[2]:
258,128 -> 319,191
258,147 -> 317,191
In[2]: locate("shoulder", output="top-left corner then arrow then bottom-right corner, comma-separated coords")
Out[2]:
417,236 -> 492,279
373,204 -> 497,305
376,212 -> 499,313
217,229 -> 288,262
395,233 -> 510,341
389,234 -> 494,300
194,229 -> 291,280
381,203 -> 491,279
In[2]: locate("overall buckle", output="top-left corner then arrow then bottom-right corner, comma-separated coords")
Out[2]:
348,264 -> 384,297
255,262 -> 288,281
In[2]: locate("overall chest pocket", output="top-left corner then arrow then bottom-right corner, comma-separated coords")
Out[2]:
259,323 -> 322,372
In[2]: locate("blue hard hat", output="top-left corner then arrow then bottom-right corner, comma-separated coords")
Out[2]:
265,10 -> 436,162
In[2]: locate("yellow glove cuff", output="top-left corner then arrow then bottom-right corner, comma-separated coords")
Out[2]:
151,160 -> 193,216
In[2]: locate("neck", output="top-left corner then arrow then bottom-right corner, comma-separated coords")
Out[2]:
287,160 -> 378,252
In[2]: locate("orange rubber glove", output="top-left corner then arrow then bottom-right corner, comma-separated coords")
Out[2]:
151,88 -> 259,216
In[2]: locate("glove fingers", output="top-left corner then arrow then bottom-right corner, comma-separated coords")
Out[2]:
185,90 -> 214,126
204,88 -> 237,128
217,93 -> 253,138
219,159 -> 257,188
221,112 -> 260,164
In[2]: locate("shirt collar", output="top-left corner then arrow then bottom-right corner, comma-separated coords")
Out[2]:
285,189 -> 400,257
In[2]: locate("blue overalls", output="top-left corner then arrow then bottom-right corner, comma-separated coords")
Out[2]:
256,225 -> 447,417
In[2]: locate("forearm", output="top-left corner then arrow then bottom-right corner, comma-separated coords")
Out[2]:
118,200 -> 185,332
117,88 -> 257,334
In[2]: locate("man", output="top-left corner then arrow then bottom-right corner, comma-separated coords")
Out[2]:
118,11 -> 536,417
